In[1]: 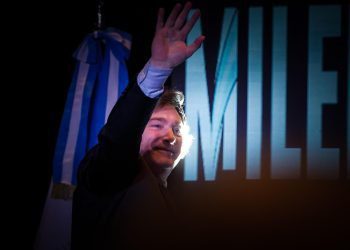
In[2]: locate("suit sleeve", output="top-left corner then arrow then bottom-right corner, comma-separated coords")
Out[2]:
77,83 -> 159,193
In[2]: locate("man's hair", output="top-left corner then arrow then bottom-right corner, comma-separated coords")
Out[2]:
155,89 -> 193,159
155,89 -> 186,122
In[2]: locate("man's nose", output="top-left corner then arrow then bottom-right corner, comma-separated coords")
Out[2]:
163,128 -> 176,145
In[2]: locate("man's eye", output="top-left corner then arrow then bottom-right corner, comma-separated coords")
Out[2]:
151,123 -> 162,129
173,127 -> 182,136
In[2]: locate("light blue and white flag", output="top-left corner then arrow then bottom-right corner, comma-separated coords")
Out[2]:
52,28 -> 131,192
36,27 -> 132,250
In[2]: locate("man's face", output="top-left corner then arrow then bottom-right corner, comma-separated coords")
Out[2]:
140,105 -> 183,171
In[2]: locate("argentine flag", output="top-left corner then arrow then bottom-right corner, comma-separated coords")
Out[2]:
52,28 -> 131,190
36,28 -> 131,250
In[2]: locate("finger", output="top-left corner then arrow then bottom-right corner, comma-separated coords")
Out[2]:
165,3 -> 182,27
180,9 -> 201,38
174,2 -> 192,29
186,35 -> 205,58
156,8 -> 165,31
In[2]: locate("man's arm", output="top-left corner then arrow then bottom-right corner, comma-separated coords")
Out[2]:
79,2 -> 204,193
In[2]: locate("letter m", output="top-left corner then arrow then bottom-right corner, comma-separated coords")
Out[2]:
184,8 -> 238,180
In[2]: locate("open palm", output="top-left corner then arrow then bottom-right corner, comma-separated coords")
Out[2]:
151,2 -> 205,69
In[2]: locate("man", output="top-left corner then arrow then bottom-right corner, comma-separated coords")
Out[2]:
71,2 -> 205,250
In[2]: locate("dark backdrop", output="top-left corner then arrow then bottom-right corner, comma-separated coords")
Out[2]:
37,0 -> 350,249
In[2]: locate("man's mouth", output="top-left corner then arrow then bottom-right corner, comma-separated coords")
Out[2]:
155,147 -> 175,157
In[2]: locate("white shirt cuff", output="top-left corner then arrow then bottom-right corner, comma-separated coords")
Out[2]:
137,60 -> 173,98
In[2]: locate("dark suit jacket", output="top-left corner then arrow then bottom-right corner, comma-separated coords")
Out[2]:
71,83 -> 182,250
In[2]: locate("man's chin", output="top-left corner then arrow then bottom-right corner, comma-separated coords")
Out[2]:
150,156 -> 175,169
154,159 -> 174,169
